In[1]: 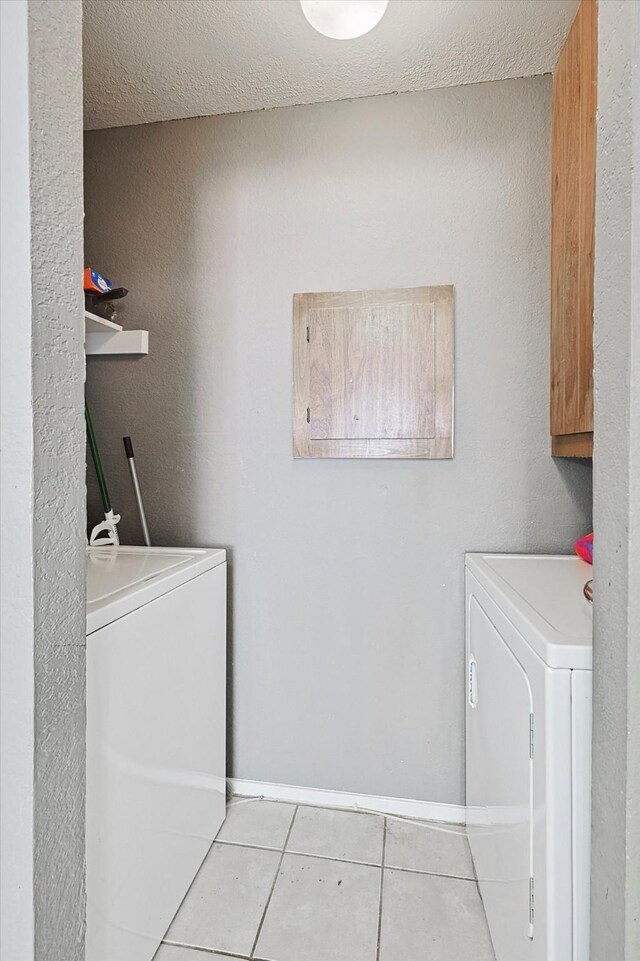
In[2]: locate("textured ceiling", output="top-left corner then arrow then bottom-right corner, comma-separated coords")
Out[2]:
83,0 -> 578,130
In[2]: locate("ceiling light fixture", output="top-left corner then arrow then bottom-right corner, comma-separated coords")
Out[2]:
300,1 -> 388,40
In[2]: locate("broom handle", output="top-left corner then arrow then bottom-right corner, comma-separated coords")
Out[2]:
123,436 -> 151,547
85,402 -> 111,514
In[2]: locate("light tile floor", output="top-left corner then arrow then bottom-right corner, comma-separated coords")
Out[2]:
156,797 -> 495,961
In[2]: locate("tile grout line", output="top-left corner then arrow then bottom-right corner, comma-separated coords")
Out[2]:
284,848 -> 380,869
162,940 -> 252,959
215,838 -> 282,853
214,837 -> 475,880
160,834 -> 220,948
249,804 -> 299,959
215,836 -> 380,867
375,817 -> 387,961
379,863 -> 476,882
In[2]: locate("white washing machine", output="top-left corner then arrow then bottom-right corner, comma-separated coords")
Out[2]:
86,546 -> 227,961
465,554 -> 593,961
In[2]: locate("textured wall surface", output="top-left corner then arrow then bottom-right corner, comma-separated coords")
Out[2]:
1,3 -> 36,957
591,2 -> 640,957
28,1 -> 87,958
83,0 -> 579,129
85,77 -> 592,805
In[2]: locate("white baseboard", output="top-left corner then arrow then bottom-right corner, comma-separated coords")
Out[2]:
227,778 -> 465,824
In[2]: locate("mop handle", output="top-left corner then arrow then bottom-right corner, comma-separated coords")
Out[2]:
85,402 -> 111,514
123,436 -> 151,547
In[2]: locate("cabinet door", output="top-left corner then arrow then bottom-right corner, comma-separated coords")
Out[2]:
550,0 -> 596,457
293,285 -> 454,458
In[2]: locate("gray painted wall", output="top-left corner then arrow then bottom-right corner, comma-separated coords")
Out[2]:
84,77 -> 592,805
591,2 -> 640,957
0,1 -> 85,958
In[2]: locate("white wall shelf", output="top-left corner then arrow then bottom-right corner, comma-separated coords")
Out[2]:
84,310 -> 149,356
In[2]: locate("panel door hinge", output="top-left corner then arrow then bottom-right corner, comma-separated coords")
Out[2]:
306,407 -> 310,424
306,326 -> 310,343
529,713 -> 534,759
528,876 -> 535,936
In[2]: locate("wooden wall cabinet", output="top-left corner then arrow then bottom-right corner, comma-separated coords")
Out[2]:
550,0 -> 597,458
293,286 -> 454,459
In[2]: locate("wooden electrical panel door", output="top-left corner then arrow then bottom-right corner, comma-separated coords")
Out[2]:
550,0 -> 596,458
293,286 -> 454,459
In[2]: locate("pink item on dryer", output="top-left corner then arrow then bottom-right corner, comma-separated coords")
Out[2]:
574,532 -> 593,564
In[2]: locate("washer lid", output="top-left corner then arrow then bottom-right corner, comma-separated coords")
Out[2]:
86,545 -> 226,634
465,553 -> 593,669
